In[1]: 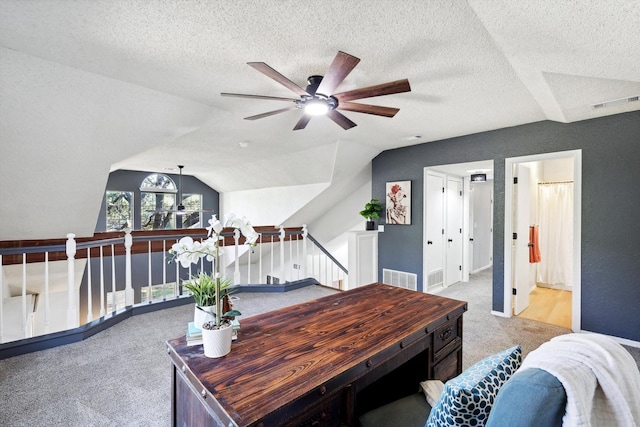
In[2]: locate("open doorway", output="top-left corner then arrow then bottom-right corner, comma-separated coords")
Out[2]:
504,150 -> 582,331
423,160 -> 493,293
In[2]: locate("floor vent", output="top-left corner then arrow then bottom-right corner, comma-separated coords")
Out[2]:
427,269 -> 443,289
382,268 -> 417,291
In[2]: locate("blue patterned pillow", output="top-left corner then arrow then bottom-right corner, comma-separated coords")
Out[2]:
425,346 -> 522,427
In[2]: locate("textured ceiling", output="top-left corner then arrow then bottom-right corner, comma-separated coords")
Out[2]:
1,0 -> 639,239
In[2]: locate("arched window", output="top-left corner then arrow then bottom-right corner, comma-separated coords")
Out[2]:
140,174 -> 177,192
140,173 -> 202,230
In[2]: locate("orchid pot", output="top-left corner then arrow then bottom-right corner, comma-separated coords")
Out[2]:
201,320 -> 234,358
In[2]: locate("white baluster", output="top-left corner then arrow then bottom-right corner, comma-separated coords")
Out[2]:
124,228 -> 133,306
247,239 -> 252,284
86,248 -> 92,323
259,233 -> 263,284
233,228 -> 240,284
66,233 -> 78,328
295,232 -> 299,280
302,225 -> 308,279
270,235 -> 274,283
325,253 -> 328,287
147,241 -> 152,303
279,226 -> 285,283
99,246 -> 105,317
110,244 -> 116,313
22,253 -> 28,337
289,232 -> 293,281
175,240 -> 179,296
44,251 -> 50,332
162,240 -> 167,300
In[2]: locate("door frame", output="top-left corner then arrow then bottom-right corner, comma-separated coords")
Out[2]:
503,149 -> 582,331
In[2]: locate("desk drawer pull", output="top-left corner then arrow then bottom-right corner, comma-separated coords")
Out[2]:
439,327 -> 452,341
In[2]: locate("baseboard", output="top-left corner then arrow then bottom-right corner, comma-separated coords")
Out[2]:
233,277 -> 320,293
470,264 -> 492,274
491,310 -> 511,318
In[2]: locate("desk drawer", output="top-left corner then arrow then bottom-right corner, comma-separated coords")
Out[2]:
433,348 -> 462,382
433,317 -> 460,354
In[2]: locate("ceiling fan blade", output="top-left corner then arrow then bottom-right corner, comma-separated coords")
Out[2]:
248,62 -> 310,96
337,101 -> 400,117
293,114 -> 312,131
333,79 -> 411,102
327,110 -> 357,130
316,51 -> 361,96
244,106 -> 297,120
221,93 -> 299,102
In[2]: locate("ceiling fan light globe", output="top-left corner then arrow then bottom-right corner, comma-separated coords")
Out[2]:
305,101 -> 329,116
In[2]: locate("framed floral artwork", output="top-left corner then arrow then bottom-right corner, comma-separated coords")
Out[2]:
386,180 -> 411,225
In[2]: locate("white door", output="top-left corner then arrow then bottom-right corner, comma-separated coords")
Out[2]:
425,172 -> 445,291
446,177 -> 463,287
513,164 -> 532,315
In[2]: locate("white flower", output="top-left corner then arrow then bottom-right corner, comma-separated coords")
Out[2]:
171,213 -> 259,268
225,214 -> 259,245
207,215 -> 223,236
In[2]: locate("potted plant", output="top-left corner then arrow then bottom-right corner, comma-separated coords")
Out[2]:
171,213 -> 258,358
183,272 -> 233,329
359,199 -> 382,230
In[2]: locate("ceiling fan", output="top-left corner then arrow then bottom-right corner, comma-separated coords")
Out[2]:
221,51 -> 411,130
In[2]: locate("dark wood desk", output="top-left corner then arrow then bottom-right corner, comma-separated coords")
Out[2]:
166,283 -> 467,426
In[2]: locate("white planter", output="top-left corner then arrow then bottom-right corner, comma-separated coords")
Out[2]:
194,305 -> 215,329
202,322 -> 233,358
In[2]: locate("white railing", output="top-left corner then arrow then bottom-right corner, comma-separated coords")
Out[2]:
0,226 -> 347,345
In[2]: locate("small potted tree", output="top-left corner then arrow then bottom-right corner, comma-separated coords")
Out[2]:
359,199 -> 382,230
183,272 -> 233,329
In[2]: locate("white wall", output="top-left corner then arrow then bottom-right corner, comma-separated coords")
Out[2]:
220,182 -> 329,226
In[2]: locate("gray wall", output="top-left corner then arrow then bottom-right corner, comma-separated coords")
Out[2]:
95,169 -> 219,231
372,111 -> 640,342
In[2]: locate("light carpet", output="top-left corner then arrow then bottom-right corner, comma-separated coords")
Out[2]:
0,270 -> 637,426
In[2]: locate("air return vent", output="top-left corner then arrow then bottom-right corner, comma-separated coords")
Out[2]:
382,268 -> 417,291
427,269 -> 443,289
591,95 -> 640,110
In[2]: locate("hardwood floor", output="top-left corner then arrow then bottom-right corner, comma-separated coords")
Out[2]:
517,285 -> 572,329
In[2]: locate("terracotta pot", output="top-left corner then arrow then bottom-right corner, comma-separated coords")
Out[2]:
202,321 -> 233,358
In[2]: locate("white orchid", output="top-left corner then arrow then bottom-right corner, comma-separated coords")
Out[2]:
206,214 -> 223,236
171,236 -> 219,268
225,213 -> 259,245
169,213 -> 257,328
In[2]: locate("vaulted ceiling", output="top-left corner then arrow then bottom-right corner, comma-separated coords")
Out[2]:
1,1 -> 639,240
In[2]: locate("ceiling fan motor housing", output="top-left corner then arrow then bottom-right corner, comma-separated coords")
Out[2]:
297,75 -> 338,111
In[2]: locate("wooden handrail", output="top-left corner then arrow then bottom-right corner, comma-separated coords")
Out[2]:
0,226 -> 304,265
